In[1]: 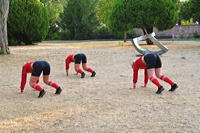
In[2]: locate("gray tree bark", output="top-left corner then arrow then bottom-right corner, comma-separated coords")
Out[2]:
0,0 -> 10,54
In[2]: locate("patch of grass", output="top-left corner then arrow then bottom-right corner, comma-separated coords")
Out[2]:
117,42 -> 125,46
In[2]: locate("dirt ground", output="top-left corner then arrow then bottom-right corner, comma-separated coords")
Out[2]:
0,41 -> 200,133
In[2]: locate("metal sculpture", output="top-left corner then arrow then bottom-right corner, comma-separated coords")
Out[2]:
131,32 -> 168,55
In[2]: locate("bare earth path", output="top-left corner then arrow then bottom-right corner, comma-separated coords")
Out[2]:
0,41 -> 200,133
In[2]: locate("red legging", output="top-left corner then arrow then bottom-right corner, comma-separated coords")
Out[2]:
84,67 -> 94,73
148,68 -> 174,87
155,68 -> 174,86
30,83 -> 43,91
46,81 -> 59,89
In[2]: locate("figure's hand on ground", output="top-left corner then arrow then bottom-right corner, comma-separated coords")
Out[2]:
66,70 -> 69,76
133,83 -> 136,89
141,84 -> 147,88
74,72 -> 78,75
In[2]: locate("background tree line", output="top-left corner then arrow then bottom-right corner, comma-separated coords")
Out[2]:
2,0 -> 200,47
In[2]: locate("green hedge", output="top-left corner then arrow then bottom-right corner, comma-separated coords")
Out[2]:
8,0 -> 49,45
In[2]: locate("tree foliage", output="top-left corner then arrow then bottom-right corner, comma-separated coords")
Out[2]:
190,0 -> 200,23
179,1 -> 192,21
96,0 -> 131,40
179,0 -> 200,24
40,0 -> 65,39
96,0 -> 114,27
60,0 -> 99,40
8,0 -> 49,45
97,0 -> 179,34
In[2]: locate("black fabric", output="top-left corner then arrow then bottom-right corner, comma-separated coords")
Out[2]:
74,53 -> 87,64
31,61 -> 50,76
144,53 -> 162,69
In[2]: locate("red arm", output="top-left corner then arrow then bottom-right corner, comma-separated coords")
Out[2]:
20,65 -> 27,93
144,69 -> 148,85
65,55 -> 73,70
133,67 -> 139,84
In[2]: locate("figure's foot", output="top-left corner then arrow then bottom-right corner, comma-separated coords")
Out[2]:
81,72 -> 85,78
38,90 -> 46,98
55,87 -> 62,95
91,71 -> 96,77
169,83 -> 178,92
156,86 -> 164,94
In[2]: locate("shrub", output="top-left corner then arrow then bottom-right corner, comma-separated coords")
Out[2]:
8,0 -> 49,45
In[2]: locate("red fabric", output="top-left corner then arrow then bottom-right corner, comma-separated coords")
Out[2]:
31,83 -> 43,91
65,54 -> 74,70
20,62 -> 33,92
133,56 -> 148,84
150,76 -> 161,88
84,68 -> 94,73
47,81 -> 59,89
160,75 -> 174,86
76,68 -> 83,73
144,69 -> 148,85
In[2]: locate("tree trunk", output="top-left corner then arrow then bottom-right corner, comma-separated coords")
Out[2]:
142,28 -> 153,45
0,0 -> 10,54
178,19 -> 181,25
123,32 -> 127,42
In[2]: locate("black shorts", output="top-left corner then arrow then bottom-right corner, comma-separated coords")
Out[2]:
74,53 -> 87,64
144,53 -> 162,69
31,61 -> 50,77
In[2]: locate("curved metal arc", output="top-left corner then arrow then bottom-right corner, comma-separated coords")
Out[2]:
147,33 -> 168,52
131,32 -> 168,55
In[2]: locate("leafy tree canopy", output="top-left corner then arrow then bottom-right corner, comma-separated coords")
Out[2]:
8,0 -> 49,45
97,0 -> 179,33
60,0 -> 99,39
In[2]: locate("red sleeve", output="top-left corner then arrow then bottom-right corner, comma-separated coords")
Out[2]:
65,55 -> 72,70
133,66 -> 139,84
144,69 -> 148,85
20,65 -> 27,92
